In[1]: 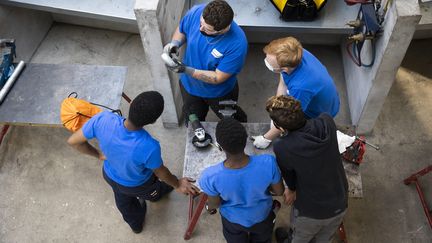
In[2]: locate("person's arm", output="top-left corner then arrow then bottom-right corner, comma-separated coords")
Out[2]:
276,74 -> 288,96
270,179 -> 285,196
163,27 -> 186,56
153,165 -> 199,195
67,129 -> 105,160
191,69 -> 231,84
206,195 -> 221,211
252,121 -> 282,149
275,153 -> 297,205
171,26 -> 186,45
283,188 -> 296,206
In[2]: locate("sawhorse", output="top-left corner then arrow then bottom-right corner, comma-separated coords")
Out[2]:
403,165 -> 432,229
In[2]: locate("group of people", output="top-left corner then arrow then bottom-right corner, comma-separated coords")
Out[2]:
67,1 -> 348,243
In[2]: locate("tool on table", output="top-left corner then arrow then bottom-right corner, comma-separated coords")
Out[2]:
189,114 -> 213,149
355,136 -> 380,150
342,135 -> 380,165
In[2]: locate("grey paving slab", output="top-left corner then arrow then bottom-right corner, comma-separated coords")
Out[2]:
0,63 -> 126,126
183,122 -> 362,197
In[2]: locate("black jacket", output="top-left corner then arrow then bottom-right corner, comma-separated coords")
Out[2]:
273,113 -> 348,219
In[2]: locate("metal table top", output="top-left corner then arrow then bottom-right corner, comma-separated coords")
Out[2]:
0,63 -> 127,126
190,0 -> 360,34
183,122 -> 363,198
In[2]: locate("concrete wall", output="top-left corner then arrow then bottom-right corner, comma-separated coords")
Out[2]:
134,0 -> 188,127
0,4 -> 52,62
341,0 -> 421,134
51,14 -> 138,33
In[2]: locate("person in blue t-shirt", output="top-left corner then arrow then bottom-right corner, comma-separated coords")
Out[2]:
163,0 -> 248,123
252,37 -> 340,149
67,91 -> 199,234
199,118 -> 284,243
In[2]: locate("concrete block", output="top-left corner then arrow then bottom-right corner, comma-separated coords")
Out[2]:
134,0 -> 186,127
0,4 -> 52,62
341,0 -> 421,134
2,0 -> 138,33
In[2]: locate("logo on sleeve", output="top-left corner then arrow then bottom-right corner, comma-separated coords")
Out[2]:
211,48 -> 223,58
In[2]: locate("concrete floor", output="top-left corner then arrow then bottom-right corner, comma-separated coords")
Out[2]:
0,24 -> 431,242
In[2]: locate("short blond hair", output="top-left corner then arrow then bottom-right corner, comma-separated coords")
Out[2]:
263,37 -> 303,68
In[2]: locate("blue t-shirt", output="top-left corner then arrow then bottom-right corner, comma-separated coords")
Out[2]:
179,4 -> 248,98
82,111 -> 163,187
199,154 -> 281,227
282,49 -> 340,118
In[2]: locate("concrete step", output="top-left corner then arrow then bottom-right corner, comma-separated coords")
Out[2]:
415,2 -> 432,39
0,0 -> 138,32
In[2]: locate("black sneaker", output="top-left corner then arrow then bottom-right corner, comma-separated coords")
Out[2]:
131,222 -> 144,234
275,227 -> 291,243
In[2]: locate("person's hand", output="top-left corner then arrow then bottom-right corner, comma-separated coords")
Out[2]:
163,42 -> 179,57
166,59 -> 186,73
251,135 -> 272,149
283,188 -> 296,205
176,177 -> 200,195
98,151 -> 106,161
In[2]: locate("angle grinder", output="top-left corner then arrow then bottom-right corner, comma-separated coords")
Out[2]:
189,114 -> 212,148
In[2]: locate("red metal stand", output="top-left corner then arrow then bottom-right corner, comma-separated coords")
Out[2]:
122,92 -> 132,104
403,165 -> 432,229
338,222 -> 348,243
184,193 -> 208,240
0,125 -> 10,146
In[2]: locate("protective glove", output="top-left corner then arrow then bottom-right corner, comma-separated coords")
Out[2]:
163,42 -> 179,57
336,130 -> 355,154
251,135 -> 272,149
166,58 -> 186,73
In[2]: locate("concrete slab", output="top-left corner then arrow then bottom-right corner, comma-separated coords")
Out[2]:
0,64 -> 126,126
0,0 -> 138,33
0,4 -> 52,62
0,24 -> 431,243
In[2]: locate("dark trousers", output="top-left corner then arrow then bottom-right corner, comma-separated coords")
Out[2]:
179,80 -> 247,122
221,211 -> 276,243
103,170 -> 172,230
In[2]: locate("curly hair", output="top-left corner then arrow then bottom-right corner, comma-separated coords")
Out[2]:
128,91 -> 164,127
263,37 -> 303,68
203,0 -> 234,31
265,95 -> 306,131
216,118 -> 247,154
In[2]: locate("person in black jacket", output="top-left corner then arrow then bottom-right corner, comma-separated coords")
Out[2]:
265,95 -> 348,243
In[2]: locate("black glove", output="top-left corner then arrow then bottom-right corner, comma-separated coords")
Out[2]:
166,58 -> 186,73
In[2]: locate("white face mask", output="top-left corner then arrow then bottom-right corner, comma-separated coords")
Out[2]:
264,58 -> 280,73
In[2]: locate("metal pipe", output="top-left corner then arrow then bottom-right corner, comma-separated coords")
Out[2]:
356,136 -> 380,150
0,60 -> 25,104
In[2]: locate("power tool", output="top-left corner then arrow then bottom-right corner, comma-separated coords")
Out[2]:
189,114 -> 213,148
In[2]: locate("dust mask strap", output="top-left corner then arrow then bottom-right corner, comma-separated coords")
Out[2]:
264,58 -> 279,73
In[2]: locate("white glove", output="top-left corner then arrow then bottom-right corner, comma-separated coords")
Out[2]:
163,42 -> 179,56
336,130 -> 356,154
252,135 -> 272,149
